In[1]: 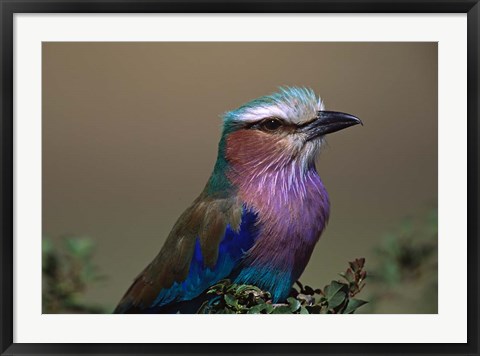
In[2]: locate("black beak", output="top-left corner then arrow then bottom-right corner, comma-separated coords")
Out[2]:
301,111 -> 362,141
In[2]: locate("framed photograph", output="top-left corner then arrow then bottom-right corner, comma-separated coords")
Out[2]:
1,0 -> 478,355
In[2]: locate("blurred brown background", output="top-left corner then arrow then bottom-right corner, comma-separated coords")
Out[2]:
42,42 -> 437,313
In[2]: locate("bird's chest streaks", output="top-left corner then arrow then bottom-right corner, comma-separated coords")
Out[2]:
241,167 -> 329,259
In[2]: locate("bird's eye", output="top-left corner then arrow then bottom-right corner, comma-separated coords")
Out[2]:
259,118 -> 282,132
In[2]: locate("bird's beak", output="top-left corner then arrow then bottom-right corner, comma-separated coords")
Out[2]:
301,111 -> 362,141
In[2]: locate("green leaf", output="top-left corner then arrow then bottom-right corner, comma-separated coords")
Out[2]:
236,284 -> 254,294
325,281 -> 346,299
327,291 -> 346,309
226,283 -> 238,294
287,297 -> 301,312
299,306 -> 309,314
208,279 -> 230,295
343,298 -> 368,314
247,304 -> 267,314
224,294 -> 237,308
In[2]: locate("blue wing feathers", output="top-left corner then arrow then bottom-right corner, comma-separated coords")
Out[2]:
151,208 -> 258,308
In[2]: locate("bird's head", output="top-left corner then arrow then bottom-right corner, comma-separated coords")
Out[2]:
208,87 -> 361,193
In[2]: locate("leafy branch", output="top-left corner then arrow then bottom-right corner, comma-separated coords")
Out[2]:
197,258 -> 368,314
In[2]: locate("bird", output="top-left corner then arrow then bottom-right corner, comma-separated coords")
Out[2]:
114,87 -> 361,313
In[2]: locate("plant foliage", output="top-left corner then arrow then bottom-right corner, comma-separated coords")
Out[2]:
367,209 -> 438,313
197,258 -> 368,314
42,236 -> 107,313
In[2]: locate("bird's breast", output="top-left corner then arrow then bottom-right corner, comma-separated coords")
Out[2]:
232,165 -> 330,254
227,161 -> 330,300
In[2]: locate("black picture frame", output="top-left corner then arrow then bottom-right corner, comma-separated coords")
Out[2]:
1,1 -> 478,355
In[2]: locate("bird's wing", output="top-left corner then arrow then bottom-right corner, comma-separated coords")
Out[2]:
114,193 -> 258,313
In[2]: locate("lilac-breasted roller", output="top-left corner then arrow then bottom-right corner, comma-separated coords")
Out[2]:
114,87 -> 361,313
